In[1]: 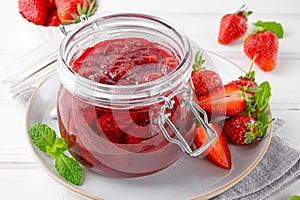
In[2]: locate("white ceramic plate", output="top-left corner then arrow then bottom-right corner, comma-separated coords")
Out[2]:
25,50 -> 272,200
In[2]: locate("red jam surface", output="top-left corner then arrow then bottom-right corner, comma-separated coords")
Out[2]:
71,38 -> 180,85
57,37 -> 196,177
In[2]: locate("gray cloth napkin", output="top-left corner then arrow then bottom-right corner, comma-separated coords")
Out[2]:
14,89 -> 300,200
212,118 -> 300,200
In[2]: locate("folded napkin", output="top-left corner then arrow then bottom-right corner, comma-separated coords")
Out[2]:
14,88 -> 300,200
212,118 -> 300,200
13,87 -> 36,107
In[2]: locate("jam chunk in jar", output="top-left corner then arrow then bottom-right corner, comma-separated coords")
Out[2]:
57,14 -> 204,178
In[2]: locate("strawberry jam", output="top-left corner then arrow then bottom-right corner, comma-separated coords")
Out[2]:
71,38 -> 180,85
57,14 -> 198,178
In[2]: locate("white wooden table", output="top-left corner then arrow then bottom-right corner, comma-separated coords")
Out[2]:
0,0 -> 299,199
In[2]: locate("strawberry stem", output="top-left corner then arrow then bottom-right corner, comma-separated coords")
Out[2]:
235,4 -> 253,21
65,0 -> 97,24
192,50 -> 205,72
239,55 -> 257,81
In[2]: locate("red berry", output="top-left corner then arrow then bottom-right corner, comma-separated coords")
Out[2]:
45,10 -> 60,26
244,31 -> 279,72
18,0 -> 49,25
197,83 -> 246,116
54,0 -> 97,24
48,0 -> 56,12
96,112 -> 124,143
223,115 -> 256,145
218,5 -> 252,45
133,53 -> 158,65
194,123 -> 232,169
160,57 -> 180,75
104,58 -> 133,82
192,70 -> 223,97
191,51 -> 223,96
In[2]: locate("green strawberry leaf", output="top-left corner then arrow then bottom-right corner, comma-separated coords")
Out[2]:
253,20 -> 284,38
46,138 -> 68,158
55,154 -> 82,185
192,50 -> 205,72
28,123 -> 56,152
235,4 -> 253,21
254,81 -> 271,112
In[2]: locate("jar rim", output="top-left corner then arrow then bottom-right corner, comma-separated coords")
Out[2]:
58,13 -> 192,104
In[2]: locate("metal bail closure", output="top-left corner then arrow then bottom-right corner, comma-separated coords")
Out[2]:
157,85 -> 217,157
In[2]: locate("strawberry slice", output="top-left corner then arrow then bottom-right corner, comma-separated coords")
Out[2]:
197,83 -> 246,116
194,123 -> 231,169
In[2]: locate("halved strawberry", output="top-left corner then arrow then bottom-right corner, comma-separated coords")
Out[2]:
194,123 -> 231,169
197,83 -> 246,116
191,51 -> 223,97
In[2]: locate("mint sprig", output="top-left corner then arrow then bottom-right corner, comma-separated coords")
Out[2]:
246,81 -> 271,114
254,81 -> 271,112
28,123 -> 82,185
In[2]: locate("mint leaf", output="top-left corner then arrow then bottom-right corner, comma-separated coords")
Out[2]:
256,112 -> 269,138
290,195 -> 300,200
46,138 -> 67,158
55,154 -> 82,185
28,123 -> 56,152
253,20 -> 284,38
254,81 -> 271,112
28,123 -> 82,185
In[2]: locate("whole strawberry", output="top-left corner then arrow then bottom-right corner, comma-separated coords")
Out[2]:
244,21 -> 284,72
18,0 -> 49,25
223,114 -> 271,145
191,51 -> 223,97
55,0 -> 97,24
218,5 -> 252,45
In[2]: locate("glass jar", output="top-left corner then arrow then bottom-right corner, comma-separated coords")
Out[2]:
57,13 -> 216,178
